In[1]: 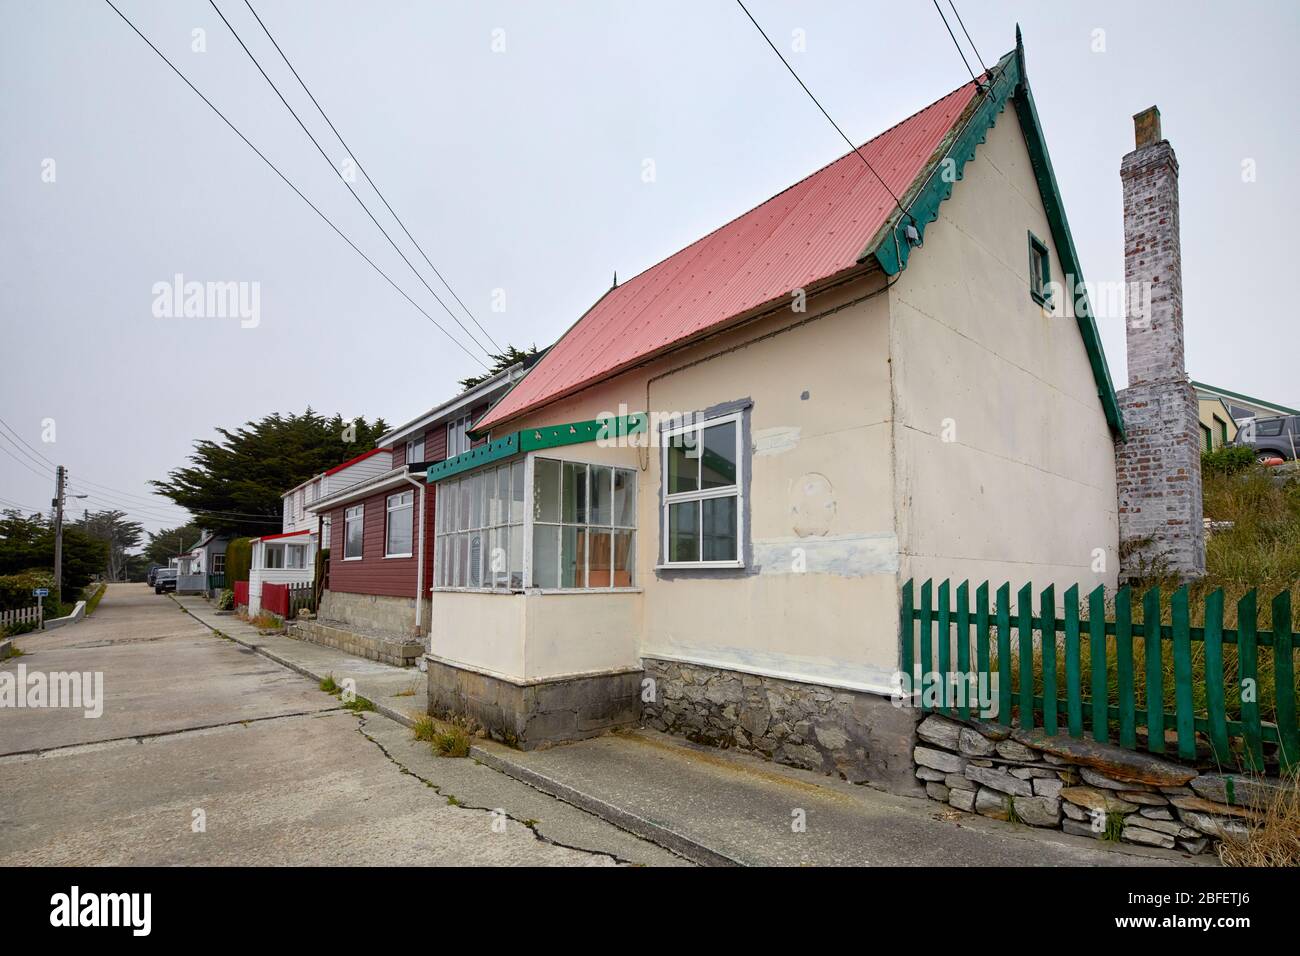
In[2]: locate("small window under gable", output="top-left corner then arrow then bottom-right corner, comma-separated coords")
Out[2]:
1028,231 -> 1052,307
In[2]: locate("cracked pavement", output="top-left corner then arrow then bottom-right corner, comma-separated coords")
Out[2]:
0,585 -> 684,866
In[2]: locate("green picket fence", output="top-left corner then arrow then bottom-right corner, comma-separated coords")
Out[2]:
900,579 -> 1299,773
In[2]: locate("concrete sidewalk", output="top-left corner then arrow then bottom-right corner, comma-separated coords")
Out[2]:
174,595 -> 1209,867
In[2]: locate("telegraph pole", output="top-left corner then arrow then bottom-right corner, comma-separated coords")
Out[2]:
53,465 -> 66,598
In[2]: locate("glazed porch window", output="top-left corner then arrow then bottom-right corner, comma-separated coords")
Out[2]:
343,504 -> 364,559
434,457 -> 636,592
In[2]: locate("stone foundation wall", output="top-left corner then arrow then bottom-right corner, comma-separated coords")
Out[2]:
913,713 -> 1277,854
641,658 -> 921,796
289,619 -> 424,666
319,589 -> 428,637
426,657 -> 642,749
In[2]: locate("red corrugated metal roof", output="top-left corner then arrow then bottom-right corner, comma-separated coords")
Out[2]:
477,78 -> 980,432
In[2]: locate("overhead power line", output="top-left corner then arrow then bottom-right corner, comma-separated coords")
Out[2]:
931,0 -> 979,85
948,1 -> 987,75
102,0 -> 490,370
735,0 -> 914,226
242,0 -> 502,354
209,0 -> 496,361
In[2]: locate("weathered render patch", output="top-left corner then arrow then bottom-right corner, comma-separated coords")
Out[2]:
642,657 -> 921,796
752,425 -> 801,456
752,532 -> 899,577
789,472 -> 836,535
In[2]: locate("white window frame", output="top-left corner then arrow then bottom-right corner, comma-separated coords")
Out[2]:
432,455 -> 636,593
446,416 -> 471,459
286,543 -> 309,570
211,553 -> 226,574
264,543 -> 285,570
343,504 -> 364,560
385,491 -> 414,558
659,411 -> 745,569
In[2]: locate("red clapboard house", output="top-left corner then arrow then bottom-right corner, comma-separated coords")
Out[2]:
296,361 -> 531,665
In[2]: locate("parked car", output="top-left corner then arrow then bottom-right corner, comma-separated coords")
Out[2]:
154,569 -> 178,594
146,566 -> 163,587
1233,414 -> 1300,463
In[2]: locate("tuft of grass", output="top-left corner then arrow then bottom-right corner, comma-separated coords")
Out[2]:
85,584 -> 106,616
1102,811 -> 1125,843
432,725 -> 471,758
1218,771 -> 1300,867
250,610 -> 283,630
342,695 -> 375,713
411,714 -> 437,742
6,644 -> 26,658
446,795 -> 462,806
319,674 -> 339,694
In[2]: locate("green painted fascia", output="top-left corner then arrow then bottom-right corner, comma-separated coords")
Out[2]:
1191,381 -> 1300,417
426,412 -> 648,483
866,35 -> 1125,439
870,51 -> 1019,277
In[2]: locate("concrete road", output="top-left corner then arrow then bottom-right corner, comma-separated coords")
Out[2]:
0,585 -> 680,866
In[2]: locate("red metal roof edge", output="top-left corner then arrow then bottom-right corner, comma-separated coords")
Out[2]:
253,529 -> 313,543
324,447 -> 389,477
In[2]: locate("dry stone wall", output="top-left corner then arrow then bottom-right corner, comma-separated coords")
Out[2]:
914,713 -> 1279,854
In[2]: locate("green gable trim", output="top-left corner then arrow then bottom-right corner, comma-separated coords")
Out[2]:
866,33 -> 1125,439
426,413 -> 648,483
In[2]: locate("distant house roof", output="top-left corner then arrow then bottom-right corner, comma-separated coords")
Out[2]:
1192,381 -> 1299,419
378,359 -> 536,449
324,447 -> 388,477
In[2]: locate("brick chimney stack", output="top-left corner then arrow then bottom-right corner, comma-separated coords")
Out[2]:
1115,106 -> 1205,580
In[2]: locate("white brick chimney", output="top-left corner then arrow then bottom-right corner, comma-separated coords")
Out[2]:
1115,106 -> 1205,581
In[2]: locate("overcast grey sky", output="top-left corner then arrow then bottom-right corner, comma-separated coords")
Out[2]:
2,1 -> 1297,535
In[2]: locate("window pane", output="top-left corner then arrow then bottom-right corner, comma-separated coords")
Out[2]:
531,524 -> 559,588
613,529 -> 634,587
468,531 -> 484,588
387,498 -> 413,555
590,466 -> 612,526
561,526 -> 583,588
457,477 -> 470,530
455,533 -> 468,587
469,473 -> 484,530
668,500 -> 699,563
701,421 -> 737,489
667,432 -> 699,494
613,469 -> 636,527
493,465 -> 509,526
561,462 -> 587,524
702,496 -> 738,561
479,470 -> 491,529
588,531 -> 612,588
509,524 -> 524,589
434,537 -> 445,587
346,515 -> 363,558
489,526 -> 508,588
533,458 -> 560,522
510,461 -> 525,523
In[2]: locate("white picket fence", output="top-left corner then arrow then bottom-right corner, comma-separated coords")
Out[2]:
1,604 -> 42,630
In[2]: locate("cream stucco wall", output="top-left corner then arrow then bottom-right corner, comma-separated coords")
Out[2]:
889,107 -> 1119,599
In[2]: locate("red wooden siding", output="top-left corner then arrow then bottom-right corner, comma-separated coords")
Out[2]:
327,485 -> 431,599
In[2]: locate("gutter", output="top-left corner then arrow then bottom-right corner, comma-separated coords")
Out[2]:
401,472 -> 428,634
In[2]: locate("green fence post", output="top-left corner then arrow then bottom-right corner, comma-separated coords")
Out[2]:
1116,587 -> 1136,749
938,581 -> 952,714
900,578 -> 914,708
1143,587 -> 1165,754
1202,589 -> 1231,766
956,581 -> 971,721
919,580 -> 933,712
1041,584 -> 1058,735
997,583 -> 1012,726
1238,590 -> 1263,773
1018,582 -> 1034,731
1273,591 -> 1296,773
1064,584 -> 1082,738
976,582 -> 991,720
1171,585 -> 1196,761
1088,585 -> 1108,743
